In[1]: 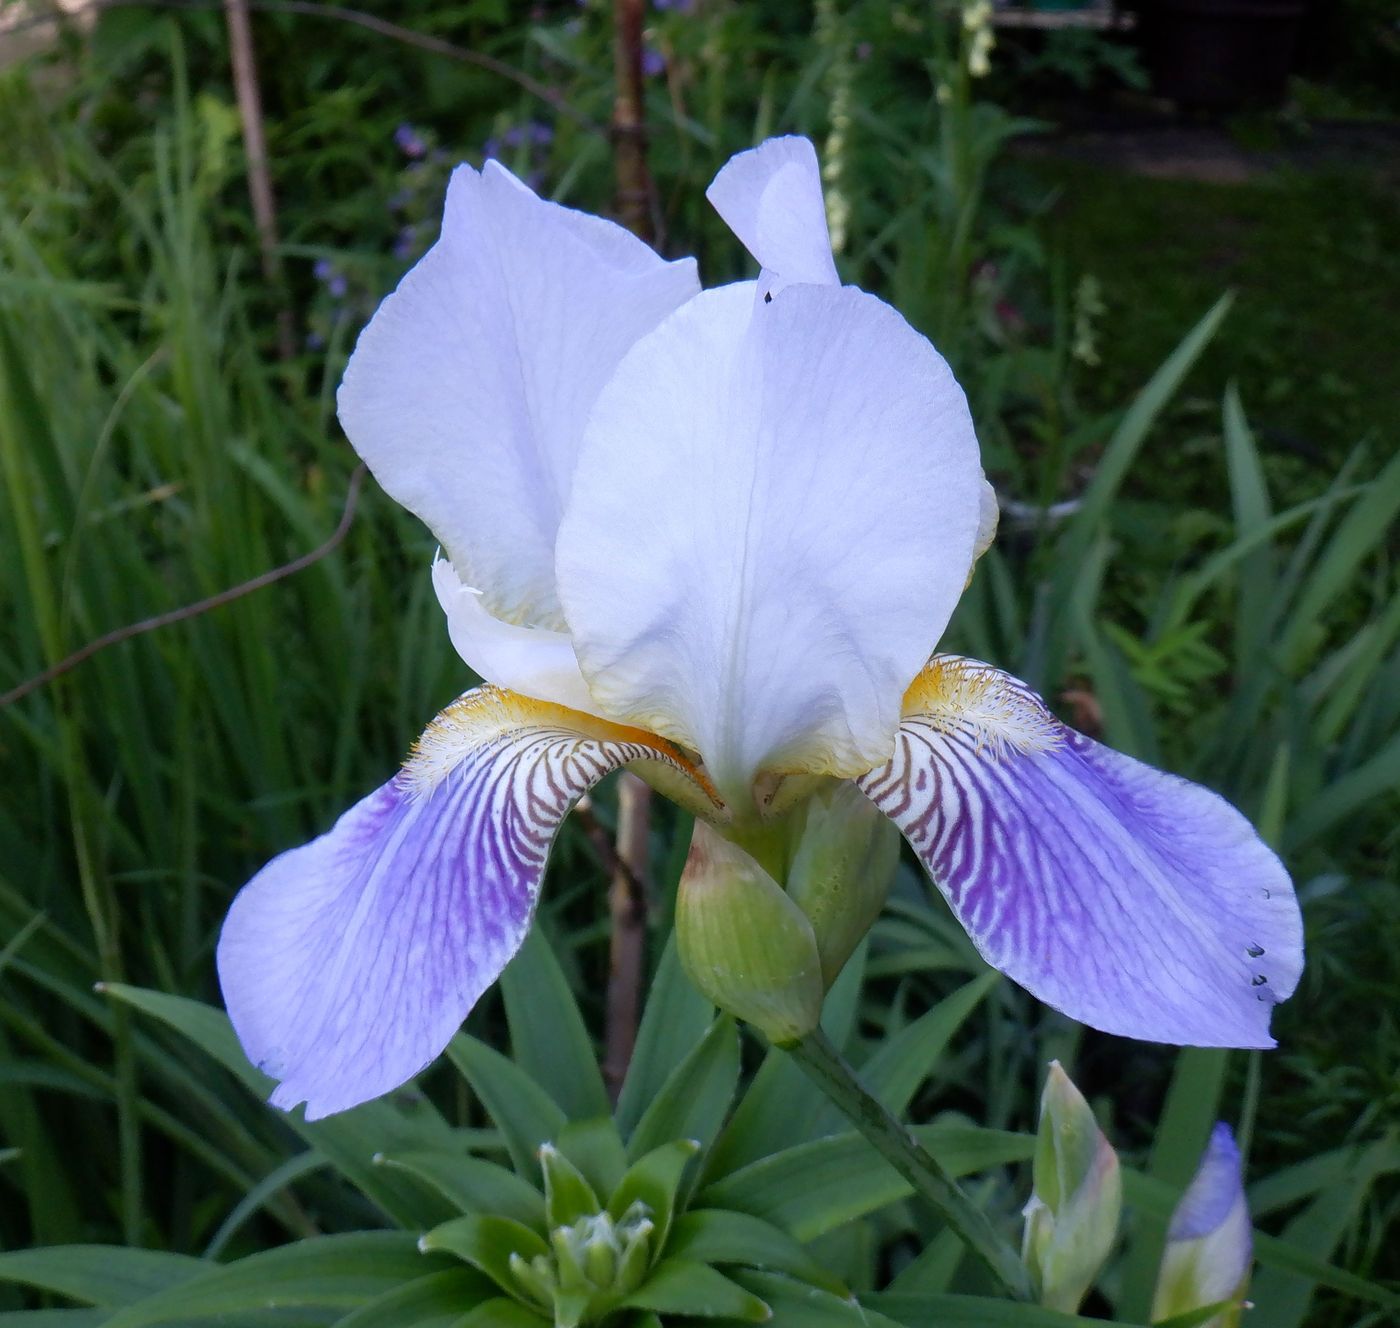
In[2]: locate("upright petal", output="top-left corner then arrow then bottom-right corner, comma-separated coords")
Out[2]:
856,656 -> 1303,1048
338,162 -> 699,630
217,690 -> 706,1118
556,282 -> 983,807
706,135 -> 839,295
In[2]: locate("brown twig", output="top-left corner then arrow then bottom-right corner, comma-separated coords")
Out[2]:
223,0 -> 296,362
1,465 -> 367,709
602,773 -> 651,1100
21,0 -> 604,136
601,0 -> 659,1099
610,0 -> 657,244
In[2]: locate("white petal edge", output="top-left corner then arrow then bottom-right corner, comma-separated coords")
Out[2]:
338,161 -> 699,629
706,135 -> 840,296
432,557 -> 599,716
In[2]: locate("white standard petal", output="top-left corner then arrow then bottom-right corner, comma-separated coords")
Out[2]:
431,557 -> 597,716
706,135 -> 839,295
338,161 -> 699,629
556,281 -> 984,808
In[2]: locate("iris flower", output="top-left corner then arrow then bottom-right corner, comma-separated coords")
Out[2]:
218,137 -> 1303,1119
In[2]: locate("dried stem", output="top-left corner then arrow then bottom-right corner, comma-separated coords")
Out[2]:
223,0 -> 296,362
1,466 -> 367,709
610,0 -> 657,244
603,773 -> 652,1100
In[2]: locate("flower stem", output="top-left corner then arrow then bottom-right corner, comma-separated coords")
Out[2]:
786,1027 -> 1033,1301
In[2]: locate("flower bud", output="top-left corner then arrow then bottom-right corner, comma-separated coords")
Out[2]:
784,781 -> 900,988
677,821 -> 824,1046
1152,1124 -> 1252,1328
1022,1061 -> 1122,1313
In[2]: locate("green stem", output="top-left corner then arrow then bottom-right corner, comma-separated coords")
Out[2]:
786,1027 -> 1032,1301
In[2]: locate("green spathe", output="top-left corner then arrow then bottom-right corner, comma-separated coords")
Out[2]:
676,821 -> 824,1046
1022,1061 -> 1122,1313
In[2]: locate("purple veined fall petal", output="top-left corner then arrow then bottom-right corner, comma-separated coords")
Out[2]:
856,656 -> 1303,1049
217,689 -> 710,1119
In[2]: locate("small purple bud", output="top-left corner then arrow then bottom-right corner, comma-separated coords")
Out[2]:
530,121 -> 555,147
313,258 -> 334,283
503,125 -> 526,149
327,274 -> 348,300
305,330 -> 326,351
641,45 -> 666,78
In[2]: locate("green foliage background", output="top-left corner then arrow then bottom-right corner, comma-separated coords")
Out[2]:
0,1 -> 1395,1324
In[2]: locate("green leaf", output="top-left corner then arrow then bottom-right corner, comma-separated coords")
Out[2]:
331,1270 -> 500,1327
620,1259 -> 770,1321
1221,383 -> 1275,664
735,1271 -> 907,1327
555,1117 -> 629,1199
869,1290 -> 1137,1326
667,1208 -> 848,1296
627,1016 -> 739,1162
0,1314 -> 107,1327
453,1299 -> 548,1326
607,1138 -> 701,1252
204,1150 -> 330,1259
499,929 -> 609,1122
447,1034 -> 568,1181
373,1152 -> 546,1232
0,1247 -> 204,1307
705,942 -> 869,1179
1043,294 -> 1232,683
1279,444 -> 1400,671
540,1142 -> 601,1230
101,984 -> 458,1229
100,1233 -> 442,1327
420,1215 -> 548,1298
1117,1046 -> 1228,1323
699,1125 -> 1034,1242
615,932 -> 715,1138
808,971 -> 998,1137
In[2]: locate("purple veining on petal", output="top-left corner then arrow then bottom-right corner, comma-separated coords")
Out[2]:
856,658 -> 1303,1050
1171,1124 -> 1246,1241
217,708 -> 661,1119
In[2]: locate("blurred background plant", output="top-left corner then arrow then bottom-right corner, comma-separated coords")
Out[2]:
0,0 -> 1395,1324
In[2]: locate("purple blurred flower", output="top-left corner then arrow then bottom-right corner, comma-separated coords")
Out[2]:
642,45 -> 666,77
394,123 -> 427,159
305,330 -> 325,352
531,121 -> 555,147
654,0 -> 695,11
503,125 -> 526,149
313,259 -> 348,300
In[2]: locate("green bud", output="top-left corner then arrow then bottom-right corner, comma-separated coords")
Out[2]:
1022,1061 -> 1122,1313
508,1250 -> 556,1309
785,781 -> 900,987
677,821 -> 824,1046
